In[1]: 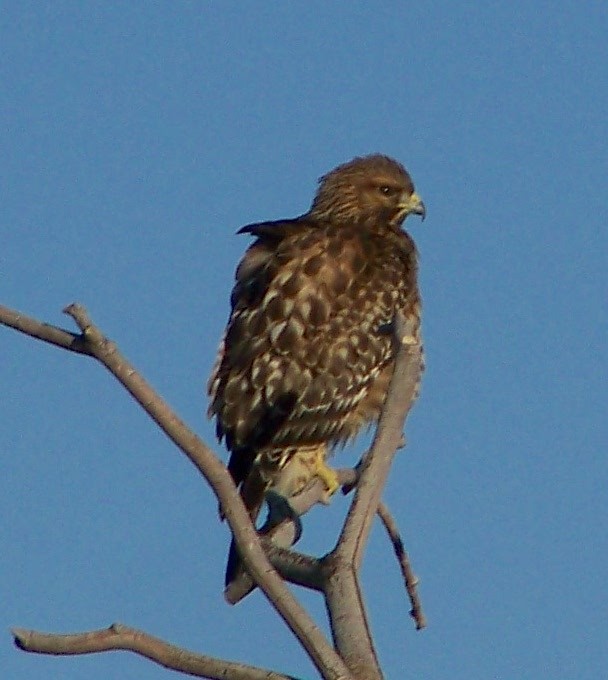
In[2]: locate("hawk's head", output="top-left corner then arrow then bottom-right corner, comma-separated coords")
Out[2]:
310,154 -> 425,227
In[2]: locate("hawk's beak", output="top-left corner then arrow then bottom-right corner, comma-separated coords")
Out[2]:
398,191 -> 426,221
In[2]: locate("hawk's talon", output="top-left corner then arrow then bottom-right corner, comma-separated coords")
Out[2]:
312,452 -> 340,504
401,334 -> 418,346
310,446 -> 341,505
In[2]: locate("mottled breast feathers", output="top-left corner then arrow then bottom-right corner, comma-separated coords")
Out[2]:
207,214 -> 421,482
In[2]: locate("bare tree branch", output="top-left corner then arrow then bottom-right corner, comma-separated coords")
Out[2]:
3,302 -> 425,680
12,624 -> 300,680
227,474 -> 425,637
323,559 -> 380,680
264,544 -> 324,590
376,501 -> 426,630
2,302 -> 352,680
0,303 -> 90,355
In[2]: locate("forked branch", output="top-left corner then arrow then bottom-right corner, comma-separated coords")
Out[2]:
2,302 -> 425,680
2,302 -> 350,680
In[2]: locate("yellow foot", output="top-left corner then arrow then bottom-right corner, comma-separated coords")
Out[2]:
401,333 -> 418,346
270,444 -> 340,504
312,448 -> 340,504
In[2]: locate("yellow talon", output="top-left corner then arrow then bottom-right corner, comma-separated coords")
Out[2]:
270,444 -> 340,503
401,333 -> 418,346
313,447 -> 340,503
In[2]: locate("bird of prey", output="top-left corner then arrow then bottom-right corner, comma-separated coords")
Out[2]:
208,154 -> 425,592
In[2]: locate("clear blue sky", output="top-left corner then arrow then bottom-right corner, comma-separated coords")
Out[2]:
2,3 -> 607,678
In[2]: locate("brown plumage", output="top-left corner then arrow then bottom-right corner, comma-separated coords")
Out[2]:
208,154 -> 425,592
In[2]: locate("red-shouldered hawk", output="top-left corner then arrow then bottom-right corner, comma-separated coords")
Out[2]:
208,154 -> 425,594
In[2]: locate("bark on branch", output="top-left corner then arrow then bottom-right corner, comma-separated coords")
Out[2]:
12,624 -> 299,680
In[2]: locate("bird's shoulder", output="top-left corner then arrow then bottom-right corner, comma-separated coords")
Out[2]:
237,216 -> 340,256
233,215 -> 417,311
237,217 -> 308,239
233,217 -> 374,305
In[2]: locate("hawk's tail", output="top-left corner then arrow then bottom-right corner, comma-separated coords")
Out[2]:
224,466 -> 266,597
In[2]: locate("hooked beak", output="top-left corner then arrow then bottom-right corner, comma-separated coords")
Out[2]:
398,191 -> 426,221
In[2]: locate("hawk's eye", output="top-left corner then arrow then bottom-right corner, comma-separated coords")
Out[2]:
379,185 -> 397,196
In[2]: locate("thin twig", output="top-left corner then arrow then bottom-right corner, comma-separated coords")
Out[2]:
376,501 -> 426,630
12,624 -> 299,680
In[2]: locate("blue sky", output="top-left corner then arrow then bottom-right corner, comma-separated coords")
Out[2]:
2,2 -> 607,678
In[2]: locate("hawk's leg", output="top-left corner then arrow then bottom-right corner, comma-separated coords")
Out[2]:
297,444 -> 340,504
260,443 -> 340,530
264,489 -> 303,543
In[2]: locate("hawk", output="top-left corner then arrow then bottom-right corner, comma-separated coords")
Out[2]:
208,154 -> 425,592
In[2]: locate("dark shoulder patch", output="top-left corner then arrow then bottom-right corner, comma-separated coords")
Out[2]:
237,218 -> 309,240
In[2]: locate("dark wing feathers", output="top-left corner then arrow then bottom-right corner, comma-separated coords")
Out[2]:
237,218 -> 304,238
